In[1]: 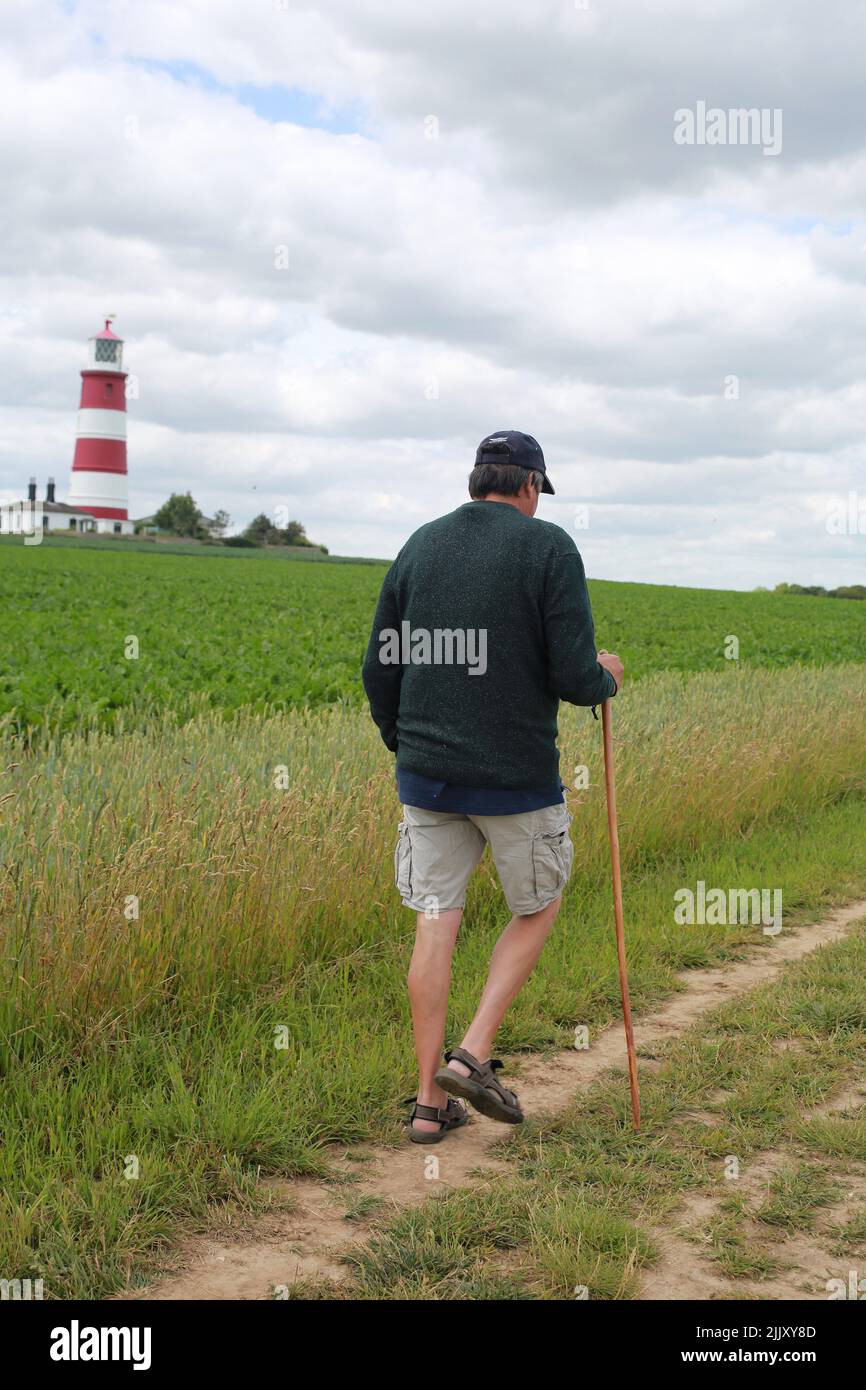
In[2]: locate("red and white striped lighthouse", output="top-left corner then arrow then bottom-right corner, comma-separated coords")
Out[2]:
67,318 -> 133,533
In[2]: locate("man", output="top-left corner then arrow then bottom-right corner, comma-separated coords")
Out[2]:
362,431 -> 623,1142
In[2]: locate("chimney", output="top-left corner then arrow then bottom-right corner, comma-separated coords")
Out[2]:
46,477 -> 56,504
28,476 -> 36,503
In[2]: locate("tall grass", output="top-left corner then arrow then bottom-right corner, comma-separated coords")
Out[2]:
2,664 -> 865,1066
1,663 -> 865,1295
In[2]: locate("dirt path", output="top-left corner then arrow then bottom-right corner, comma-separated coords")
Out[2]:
643,1074 -> 866,1300
123,900 -> 866,1301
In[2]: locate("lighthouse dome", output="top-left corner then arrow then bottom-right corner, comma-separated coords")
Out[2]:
88,318 -> 124,369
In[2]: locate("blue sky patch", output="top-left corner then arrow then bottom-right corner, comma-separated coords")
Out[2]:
130,58 -> 367,135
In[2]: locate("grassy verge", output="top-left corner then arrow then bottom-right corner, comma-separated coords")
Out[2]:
1,664 -> 865,1296
314,920 -> 866,1301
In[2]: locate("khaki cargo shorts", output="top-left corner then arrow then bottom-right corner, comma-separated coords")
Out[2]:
394,802 -> 574,917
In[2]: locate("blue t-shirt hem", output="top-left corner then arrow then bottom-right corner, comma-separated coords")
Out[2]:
397,768 -> 564,816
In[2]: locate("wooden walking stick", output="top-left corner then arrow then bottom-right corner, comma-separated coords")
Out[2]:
601,698 -> 641,1131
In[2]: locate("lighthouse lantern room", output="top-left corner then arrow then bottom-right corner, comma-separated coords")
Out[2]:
67,318 -> 134,534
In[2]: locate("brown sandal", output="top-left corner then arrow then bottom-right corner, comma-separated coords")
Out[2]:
402,1095 -> 469,1144
435,1047 -> 524,1124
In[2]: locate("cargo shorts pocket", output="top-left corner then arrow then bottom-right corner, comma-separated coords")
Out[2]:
394,821 -> 413,900
531,810 -> 574,903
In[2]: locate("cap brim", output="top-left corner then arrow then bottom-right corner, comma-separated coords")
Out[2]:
541,475 -> 554,495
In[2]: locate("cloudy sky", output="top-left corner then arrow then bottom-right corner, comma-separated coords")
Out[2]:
2,0 -> 865,587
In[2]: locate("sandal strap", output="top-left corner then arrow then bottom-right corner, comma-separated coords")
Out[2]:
444,1049 -> 518,1108
444,1046 -> 485,1075
402,1096 -> 465,1126
413,1101 -> 446,1122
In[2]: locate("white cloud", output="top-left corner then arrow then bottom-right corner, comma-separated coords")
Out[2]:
1,0 -> 865,584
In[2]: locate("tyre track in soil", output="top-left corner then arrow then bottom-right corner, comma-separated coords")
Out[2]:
642,1073 -> 866,1301
120,899 -> 866,1301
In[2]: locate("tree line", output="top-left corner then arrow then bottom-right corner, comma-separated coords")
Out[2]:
762,582 -> 866,601
144,493 -> 326,552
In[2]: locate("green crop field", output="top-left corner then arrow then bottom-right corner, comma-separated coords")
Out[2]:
2,535 -> 866,1302
2,535 -> 864,736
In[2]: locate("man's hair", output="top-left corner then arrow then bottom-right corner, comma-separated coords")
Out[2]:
468,463 -> 542,499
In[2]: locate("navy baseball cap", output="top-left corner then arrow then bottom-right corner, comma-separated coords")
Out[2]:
474,431 -> 554,494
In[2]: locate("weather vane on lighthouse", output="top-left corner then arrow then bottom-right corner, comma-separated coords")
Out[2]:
66,316 -> 133,534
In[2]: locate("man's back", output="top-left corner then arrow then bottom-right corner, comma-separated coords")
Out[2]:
362,432 -> 623,1145
362,500 -> 614,788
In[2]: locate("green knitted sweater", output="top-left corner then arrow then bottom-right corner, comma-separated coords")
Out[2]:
361,500 -> 615,788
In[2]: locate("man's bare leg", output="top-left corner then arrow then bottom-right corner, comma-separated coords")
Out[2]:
407,907 -> 463,1133
448,897 -> 561,1076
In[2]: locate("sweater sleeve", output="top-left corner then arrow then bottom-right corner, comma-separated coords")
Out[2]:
361,563 -> 403,752
543,545 -> 616,707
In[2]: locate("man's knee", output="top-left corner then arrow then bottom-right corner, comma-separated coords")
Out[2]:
515,894 -> 562,928
408,908 -> 462,981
